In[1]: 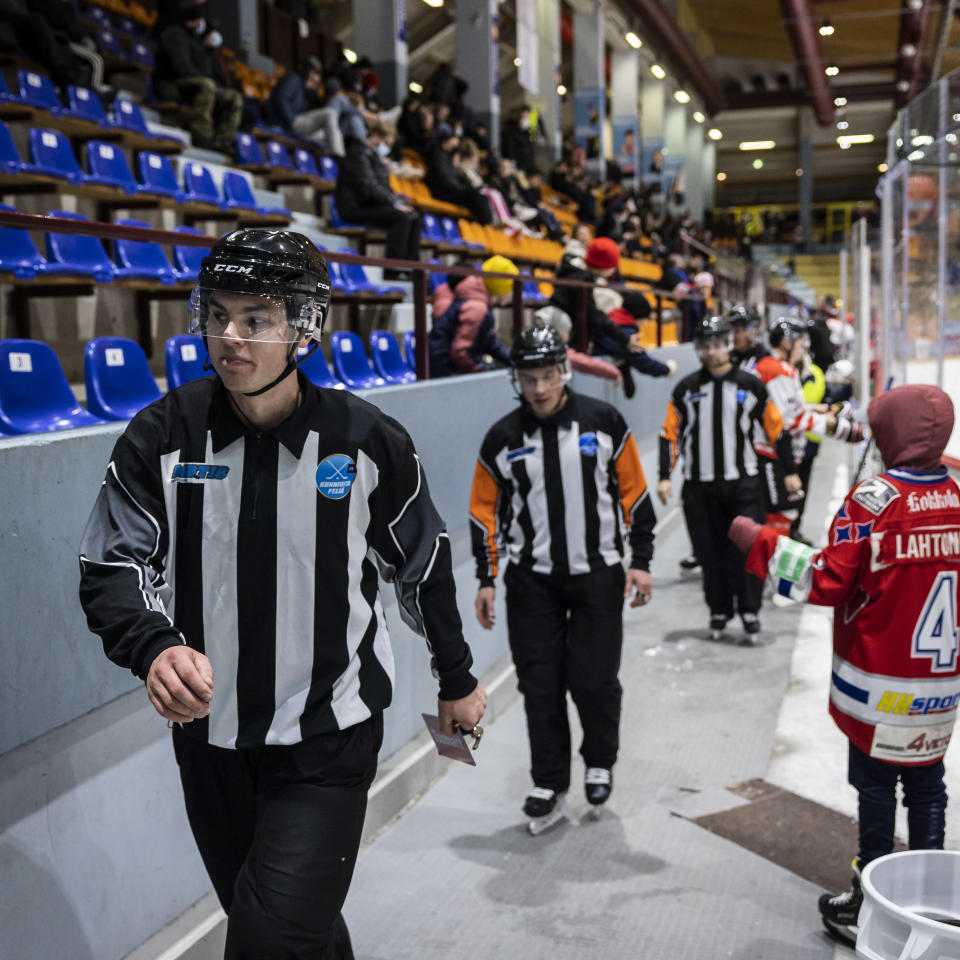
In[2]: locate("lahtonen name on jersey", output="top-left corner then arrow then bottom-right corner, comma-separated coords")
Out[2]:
907,489 -> 960,512
876,526 -> 960,563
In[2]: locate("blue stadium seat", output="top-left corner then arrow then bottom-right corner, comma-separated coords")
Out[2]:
165,334 -> 209,388
17,71 -> 64,114
421,214 -> 444,244
328,195 -> 359,230
128,41 -> 155,69
222,170 -> 290,216
337,247 -> 404,296
172,225 -> 207,281
116,15 -> 140,34
182,161 -> 226,207
66,86 -> 113,128
84,140 -> 141,194
0,121 -> 26,175
402,330 -> 416,371
265,140 -> 293,170
318,156 -> 338,181
330,331 -> 386,389
97,28 -> 125,58
426,258 -> 445,293
24,128 -> 84,183
0,202 -> 79,279
44,210 -> 116,281
523,280 -> 546,303
111,97 -> 156,138
236,132 -> 266,167
0,73 -> 10,103
369,331 -> 415,384
112,218 -> 179,283
293,148 -> 320,177
440,217 -> 465,245
84,336 -> 162,420
137,151 -> 185,200
0,339 -> 105,434
297,345 -> 345,390
85,6 -> 111,26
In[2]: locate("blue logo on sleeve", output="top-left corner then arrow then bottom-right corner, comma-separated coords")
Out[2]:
316,453 -> 357,500
736,389 -> 747,404
579,432 -> 599,456
171,463 -> 230,482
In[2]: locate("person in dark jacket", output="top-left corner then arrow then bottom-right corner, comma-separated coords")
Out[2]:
501,104 -> 537,175
264,56 -> 324,132
428,259 -> 515,377
154,3 -> 242,152
425,133 -> 491,224
335,122 -> 421,273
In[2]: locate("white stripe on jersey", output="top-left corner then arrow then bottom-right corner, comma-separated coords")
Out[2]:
160,448 -> 182,622
265,431 -> 320,745
331,448 -> 378,730
594,430 -> 620,568
562,418 -> 588,573
697,388 -> 714,482
201,434 -> 246,749
721,380 -> 739,480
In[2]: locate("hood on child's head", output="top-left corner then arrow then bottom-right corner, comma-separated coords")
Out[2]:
867,384 -> 954,470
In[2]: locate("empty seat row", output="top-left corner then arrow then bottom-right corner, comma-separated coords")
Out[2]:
235,133 -> 337,182
81,3 -> 148,38
0,331 -> 419,435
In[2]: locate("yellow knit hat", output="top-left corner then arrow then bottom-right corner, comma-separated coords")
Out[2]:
481,255 -> 519,296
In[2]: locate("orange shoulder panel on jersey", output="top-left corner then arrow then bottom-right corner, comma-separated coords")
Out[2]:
469,460 -> 501,577
762,399 -> 786,445
661,401 -> 680,473
614,432 -> 649,524
752,356 -> 778,384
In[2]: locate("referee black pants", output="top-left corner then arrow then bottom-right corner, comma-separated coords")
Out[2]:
172,714 -> 382,959
505,562 -> 625,794
682,477 -> 765,619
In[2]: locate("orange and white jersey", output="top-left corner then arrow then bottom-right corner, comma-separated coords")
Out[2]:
752,355 -> 827,462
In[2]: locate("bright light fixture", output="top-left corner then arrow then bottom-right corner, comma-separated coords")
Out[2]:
837,120 -> 849,130
693,111 -> 705,124
739,140 -> 776,150
819,20 -> 834,37
878,162 -> 888,172
557,84 -> 567,96
795,168 -> 803,176
907,149 -> 924,160
343,48 -> 358,64
422,0 -> 444,6
674,90 -> 690,104
834,97 -> 847,107
409,81 -> 423,93
626,32 -> 642,49
514,57 -> 522,67
708,127 -> 722,140
650,64 -> 666,80
752,158 -> 763,169
825,64 -> 839,77
837,133 -> 875,146
912,135 -> 934,146
716,171 -> 727,181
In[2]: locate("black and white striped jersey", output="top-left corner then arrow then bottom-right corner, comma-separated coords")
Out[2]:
469,390 -> 655,583
659,366 -> 793,483
79,373 -> 476,750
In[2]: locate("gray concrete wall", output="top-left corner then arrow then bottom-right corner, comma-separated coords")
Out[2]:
0,345 -> 694,960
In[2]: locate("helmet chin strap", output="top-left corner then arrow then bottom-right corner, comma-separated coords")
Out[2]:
242,340 -> 319,397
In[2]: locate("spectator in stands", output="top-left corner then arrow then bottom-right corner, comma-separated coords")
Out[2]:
425,62 -> 458,108
19,0 -> 88,89
808,296 -> 839,371
264,57 -> 329,144
155,3 -> 242,153
550,158 -> 596,224
335,121 -> 421,279
428,257 -> 515,377
501,104 -> 537,175
275,0 -> 319,33
356,56 -> 379,108
425,132 -> 492,225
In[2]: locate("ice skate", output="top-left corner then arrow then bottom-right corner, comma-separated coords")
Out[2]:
709,613 -> 729,641
740,612 -> 761,645
523,788 -> 566,835
818,858 -> 862,947
583,767 -> 612,820
679,554 -> 701,577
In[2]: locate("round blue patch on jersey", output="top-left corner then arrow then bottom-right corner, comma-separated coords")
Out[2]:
579,432 -> 598,456
316,453 -> 357,500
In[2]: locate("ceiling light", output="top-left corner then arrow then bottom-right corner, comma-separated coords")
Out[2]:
819,20 -> 834,37
837,120 -> 849,130
626,32 -> 642,49
650,64 -> 666,80
693,111 -> 705,124
795,168 -> 803,176
422,0 -> 444,6
557,84 -> 567,96
897,79 -> 910,93
514,57 -> 522,67
739,140 -> 776,150
674,90 -> 690,104
343,48 -> 358,64
752,158 -> 763,169
901,43 -> 917,58
716,171 -> 727,181
834,97 -> 847,107
837,133 -> 875,146
908,149 -> 923,160
912,135 -> 934,146
825,64 -> 839,77
878,162 -> 888,172
840,142 -> 851,150
708,128 -> 722,140
409,81 -> 423,93
908,0 -> 922,8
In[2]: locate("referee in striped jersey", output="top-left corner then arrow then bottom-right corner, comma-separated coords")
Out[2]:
469,324 -> 655,827
79,229 -> 485,959
657,315 -> 795,642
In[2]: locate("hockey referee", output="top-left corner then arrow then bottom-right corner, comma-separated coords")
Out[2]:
469,324 -> 655,830
78,229 -> 486,959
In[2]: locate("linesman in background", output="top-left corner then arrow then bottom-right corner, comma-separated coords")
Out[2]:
469,324 -> 655,832
658,315 -> 796,642
78,228 -> 485,959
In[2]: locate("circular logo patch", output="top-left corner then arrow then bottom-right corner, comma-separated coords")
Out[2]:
316,453 -> 357,500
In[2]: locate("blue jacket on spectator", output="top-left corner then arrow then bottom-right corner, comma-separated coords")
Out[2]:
264,72 -> 314,130
428,276 -> 511,378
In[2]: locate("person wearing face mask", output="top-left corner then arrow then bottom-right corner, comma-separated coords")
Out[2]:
501,104 -> 538,175
154,2 -> 242,154
334,121 -> 421,276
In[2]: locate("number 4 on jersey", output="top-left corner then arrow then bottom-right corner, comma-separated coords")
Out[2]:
912,572 -> 960,673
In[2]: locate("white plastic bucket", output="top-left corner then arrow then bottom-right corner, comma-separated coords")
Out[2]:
857,850 -> 960,960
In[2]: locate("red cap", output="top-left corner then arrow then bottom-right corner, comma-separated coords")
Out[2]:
585,237 -> 620,271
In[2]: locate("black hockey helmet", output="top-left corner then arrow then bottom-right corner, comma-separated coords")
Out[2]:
190,228 -> 331,344
511,324 -> 568,369
727,304 -> 761,329
769,316 -> 809,350
693,315 -> 732,343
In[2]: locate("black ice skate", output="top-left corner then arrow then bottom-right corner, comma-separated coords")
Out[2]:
709,613 -> 729,641
583,767 -> 612,820
523,787 -> 566,836
679,554 -> 701,575
740,612 -> 761,644
818,858 -> 862,947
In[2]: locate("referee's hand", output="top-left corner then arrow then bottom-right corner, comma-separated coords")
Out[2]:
146,646 -> 214,723
656,479 -> 672,505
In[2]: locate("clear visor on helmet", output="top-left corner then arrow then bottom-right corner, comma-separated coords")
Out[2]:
694,332 -> 733,360
188,288 -> 321,344
510,360 -> 571,396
